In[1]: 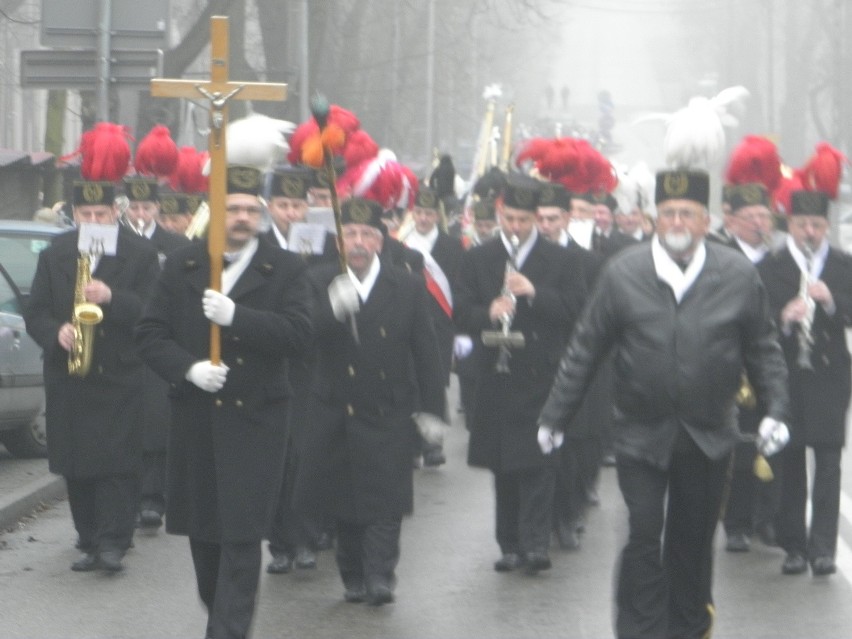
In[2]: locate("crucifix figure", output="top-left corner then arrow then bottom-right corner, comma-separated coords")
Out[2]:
150,15 -> 287,364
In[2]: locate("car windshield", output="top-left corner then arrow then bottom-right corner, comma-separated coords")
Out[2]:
0,235 -> 54,295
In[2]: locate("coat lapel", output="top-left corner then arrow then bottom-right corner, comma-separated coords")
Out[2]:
357,264 -> 396,325
227,241 -> 277,301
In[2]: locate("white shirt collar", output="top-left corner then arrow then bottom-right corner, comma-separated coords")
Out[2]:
500,228 -> 538,269
652,236 -> 706,304
734,236 -> 768,264
271,224 -> 288,250
405,225 -> 439,254
558,228 -> 571,247
787,235 -> 828,279
348,254 -> 381,302
221,237 -> 259,296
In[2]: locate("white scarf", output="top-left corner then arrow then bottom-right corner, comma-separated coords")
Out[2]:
652,236 -> 706,304
222,237 -> 258,296
348,254 -> 381,302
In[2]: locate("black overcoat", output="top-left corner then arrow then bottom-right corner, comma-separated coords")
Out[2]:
295,261 -> 446,524
24,228 -> 159,478
758,247 -> 852,447
454,234 -> 586,472
134,239 -> 313,543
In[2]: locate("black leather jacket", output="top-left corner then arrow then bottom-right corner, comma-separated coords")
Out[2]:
539,240 -> 790,469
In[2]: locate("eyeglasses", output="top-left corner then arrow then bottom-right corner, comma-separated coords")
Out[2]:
657,207 -> 703,222
225,205 -> 263,215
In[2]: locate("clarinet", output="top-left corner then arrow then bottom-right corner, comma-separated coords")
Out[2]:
494,234 -> 520,373
796,245 -> 815,371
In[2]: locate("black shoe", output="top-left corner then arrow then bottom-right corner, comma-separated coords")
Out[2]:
314,531 -> 334,551
524,551 -> 552,575
266,553 -> 292,574
71,552 -> 99,572
344,583 -> 366,603
782,553 -> 808,575
754,521 -> 778,547
365,577 -> 394,606
423,449 -> 446,467
556,521 -> 581,550
138,509 -> 163,529
494,552 -> 523,572
725,532 -> 750,552
811,556 -> 836,576
294,547 -> 317,570
99,550 -> 124,572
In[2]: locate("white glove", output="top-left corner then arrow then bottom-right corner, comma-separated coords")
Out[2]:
757,417 -> 790,457
414,412 -> 448,446
202,289 -> 236,327
328,274 -> 360,322
186,360 -> 229,393
453,335 -> 474,360
537,424 -> 564,455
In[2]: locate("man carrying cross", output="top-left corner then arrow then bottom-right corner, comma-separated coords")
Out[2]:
135,165 -> 313,638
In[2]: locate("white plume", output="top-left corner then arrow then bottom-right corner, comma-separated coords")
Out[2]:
664,86 -> 750,170
483,84 -> 503,101
614,162 -> 656,219
226,113 -> 295,171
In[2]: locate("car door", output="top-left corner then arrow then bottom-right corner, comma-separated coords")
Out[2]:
0,265 -> 42,424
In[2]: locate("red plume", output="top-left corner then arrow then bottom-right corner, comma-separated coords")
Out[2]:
169,146 -> 209,193
134,125 -> 179,178
343,130 -> 379,168
771,171 -> 804,216
725,136 -> 782,191
287,104 -> 365,168
800,142 -> 847,200
584,144 -> 618,194
68,122 -> 132,181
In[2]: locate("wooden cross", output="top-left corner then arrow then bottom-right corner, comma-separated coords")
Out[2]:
150,15 -> 287,364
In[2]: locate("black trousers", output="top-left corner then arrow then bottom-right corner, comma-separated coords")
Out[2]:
66,473 -> 139,553
189,538 -> 262,639
494,466 -> 554,556
140,450 -> 167,515
614,434 -> 728,639
335,518 -> 401,590
723,442 -> 781,536
553,441 -> 586,533
268,446 -> 320,557
776,444 -> 842,560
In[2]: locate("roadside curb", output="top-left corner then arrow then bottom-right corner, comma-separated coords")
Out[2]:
0,472 -> 66,531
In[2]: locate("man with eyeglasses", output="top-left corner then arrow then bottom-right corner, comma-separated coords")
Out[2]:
135,164 -> 313,639
537,168 -> 790,639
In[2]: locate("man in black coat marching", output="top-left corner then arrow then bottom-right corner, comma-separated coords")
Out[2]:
295,196 -> 446,606
454,172 -> 587,574
25,179 -> 159,573
758,186 -> 852,577
135,165 -> 313,639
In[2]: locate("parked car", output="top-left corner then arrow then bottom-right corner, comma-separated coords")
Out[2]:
0,221 -> 66,458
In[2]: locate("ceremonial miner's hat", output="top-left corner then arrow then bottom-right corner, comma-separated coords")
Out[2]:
501,172 -> 541,212
123,176 -> 159,202
472,196 -> 497,222
724,136 -> 781,213
654,169 -> 710,207
71,122 -> 131,206
226,165 -> 264,197
537,181 -> 571,211
591,191 -> 618,212
341,197 -> 383,229
310,158 -> 346,190
269,167 -> 311,200
788,142 -> 846,218
414,185 -> 441,211
727,184 -> 771,212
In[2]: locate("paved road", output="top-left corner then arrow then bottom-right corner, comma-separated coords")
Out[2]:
3,381 -> 852,638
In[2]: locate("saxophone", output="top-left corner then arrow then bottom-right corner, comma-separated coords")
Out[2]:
68,252 -> 104,377
796,246 -> 815,371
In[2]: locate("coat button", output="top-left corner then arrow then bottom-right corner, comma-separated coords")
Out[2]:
97,365 -> 103,374
233,336 -> 240,342
215,398 -> 223,407
235,399 -> 244,408
236,357 -> 244,365
98,329 -> 105,337
348,365 -> 355,377
823,355 -> 830,365
346,404 -> 355,416
379,370 -> 386,380
379,327 -> 386,337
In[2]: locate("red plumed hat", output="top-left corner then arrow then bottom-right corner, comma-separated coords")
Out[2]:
515,137 -> 616,194
169,146 -> 209,193
771,170 -> 804,216
134,125 -> 179,178
68,122 -> 132,182
725,136 -> 782,191
287,104 -> 363,168
800,142 -> 847,200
